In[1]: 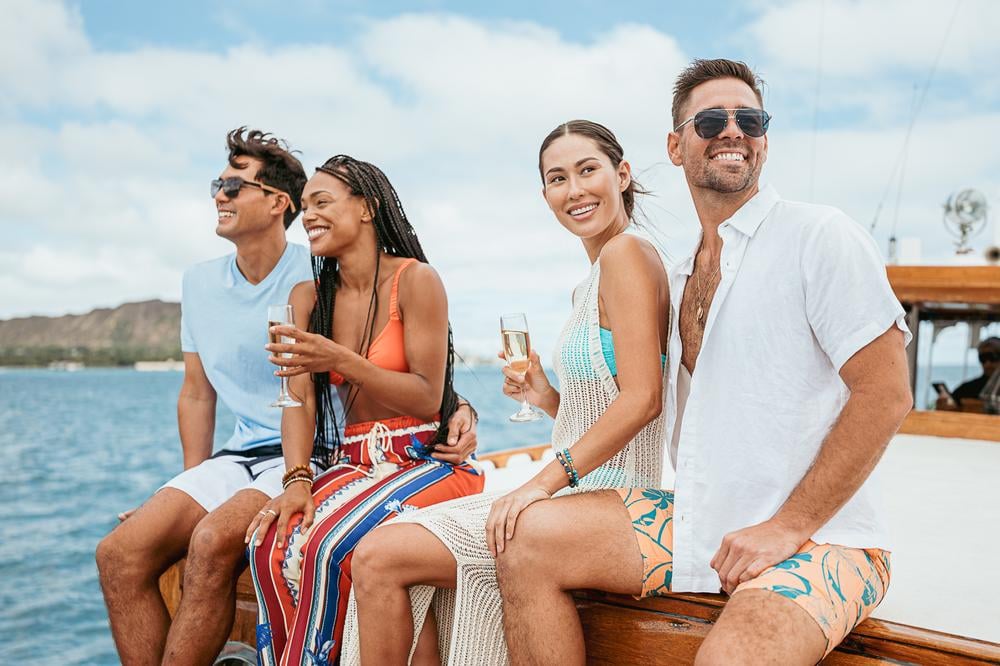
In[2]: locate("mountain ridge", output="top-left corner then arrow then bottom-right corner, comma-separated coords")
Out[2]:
0,300 -> 181,366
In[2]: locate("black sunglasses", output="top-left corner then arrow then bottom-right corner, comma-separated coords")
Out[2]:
210,176 -> 297,213
674,108 -> 771,139
980,352 -> 1000,364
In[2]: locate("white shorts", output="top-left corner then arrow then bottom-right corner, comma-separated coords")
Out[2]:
160,450 -> 318,513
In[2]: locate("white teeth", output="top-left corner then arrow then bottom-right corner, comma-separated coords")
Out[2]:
570,203 -> 597,216
307,227 -> 328,239
711,152 -> 745,162
218,211 -> 235,218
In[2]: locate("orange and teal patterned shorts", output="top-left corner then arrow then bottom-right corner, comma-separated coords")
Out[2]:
616,488 -> 892,656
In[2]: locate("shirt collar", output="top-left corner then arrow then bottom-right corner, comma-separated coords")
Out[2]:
726,183 -> 780,238
675,183 -> 781,276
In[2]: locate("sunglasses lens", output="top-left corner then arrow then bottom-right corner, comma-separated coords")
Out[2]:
736,110 -> 769,137
693,110 -> 729,139
210,179 -> 222,197
981,353 -> 999,363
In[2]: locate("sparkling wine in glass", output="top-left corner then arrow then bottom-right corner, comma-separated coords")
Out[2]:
500,313 -> 543,422
267,304 -> 302,408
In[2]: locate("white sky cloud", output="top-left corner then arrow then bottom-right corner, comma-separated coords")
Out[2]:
1,0 -> 998,365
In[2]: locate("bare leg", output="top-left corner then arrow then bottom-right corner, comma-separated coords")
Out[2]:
695,589 -> 825,665
162,489 -> 268,665
96,488 -> 206,666
352,523 -> 458,666
497,490 -> 644,666
411,608 -> 440,666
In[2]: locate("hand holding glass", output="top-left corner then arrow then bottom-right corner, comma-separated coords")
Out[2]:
500,313 -> 543,422
267,304 -> 302,408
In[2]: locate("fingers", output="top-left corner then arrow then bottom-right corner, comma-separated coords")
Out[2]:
274,509 -> 290,549
504,503 -> 522,542
274,365 -> 308,377
485,508 -> 498,557
267,350 -> 298,364
501,365 -> 526,383
117,507 -> 137,521
302,501 -> 315,533
269,324 -> 305,340
493,504 -> 508,555
446,411 -> 468,446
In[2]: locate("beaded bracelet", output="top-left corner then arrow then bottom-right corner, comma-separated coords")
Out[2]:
555,448 -> 579,488
282,464 -> 314,485
282,474 -> 313,491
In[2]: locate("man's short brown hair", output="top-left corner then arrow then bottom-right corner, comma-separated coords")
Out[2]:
226,127 -> 306,229
672,59 -> 766,129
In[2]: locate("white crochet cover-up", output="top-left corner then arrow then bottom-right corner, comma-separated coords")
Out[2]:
341,257 -> 668,665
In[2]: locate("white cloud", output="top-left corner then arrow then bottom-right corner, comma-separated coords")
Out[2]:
748,0 -> 1000,78
1,2 -> 998,360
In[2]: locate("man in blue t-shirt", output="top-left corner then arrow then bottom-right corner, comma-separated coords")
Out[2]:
96,128 -> 479,665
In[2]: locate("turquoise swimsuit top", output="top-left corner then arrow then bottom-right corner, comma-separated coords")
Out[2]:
599,327 -> 668,377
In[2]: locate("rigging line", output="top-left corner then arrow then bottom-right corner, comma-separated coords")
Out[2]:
808,0 -> 826,202
871,0 -> 963,235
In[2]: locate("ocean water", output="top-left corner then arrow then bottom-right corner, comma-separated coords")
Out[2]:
0,363 -> 985,664
0,367 -> 550,665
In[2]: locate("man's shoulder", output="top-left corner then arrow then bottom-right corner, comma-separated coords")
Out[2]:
769,197 -> 851,229
183,252 -> 235,282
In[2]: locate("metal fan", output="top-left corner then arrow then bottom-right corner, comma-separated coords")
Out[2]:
942,189 -> 988,254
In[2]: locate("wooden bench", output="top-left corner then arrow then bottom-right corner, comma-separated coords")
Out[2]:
159,563 -> 1000,664
158,445 -> 1000,663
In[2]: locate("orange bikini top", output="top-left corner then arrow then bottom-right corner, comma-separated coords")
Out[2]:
330,258 -> 416,386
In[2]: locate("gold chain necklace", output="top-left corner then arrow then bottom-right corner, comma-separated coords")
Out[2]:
693,262 -> 721,323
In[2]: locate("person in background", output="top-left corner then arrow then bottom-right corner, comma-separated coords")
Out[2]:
96,129 -> 479,666
244,155 -> 486,666
936,337 -> 1000,411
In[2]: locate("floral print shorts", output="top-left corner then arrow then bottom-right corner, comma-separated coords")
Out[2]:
616,488 -> 891,656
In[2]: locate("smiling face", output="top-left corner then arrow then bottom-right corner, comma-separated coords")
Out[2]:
214,156 -> 279,241
299,170 -> 373,257
668,77 -> 768,196
540,133 -> 631,241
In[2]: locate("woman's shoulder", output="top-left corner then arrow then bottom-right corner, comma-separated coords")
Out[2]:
289,279 -> 317,301
599,234 -> 665,278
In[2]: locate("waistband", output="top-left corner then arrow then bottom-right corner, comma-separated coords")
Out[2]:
339,415 -> 440,470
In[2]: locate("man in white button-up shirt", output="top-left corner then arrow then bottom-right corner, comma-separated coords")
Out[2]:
497,59 -> 913,665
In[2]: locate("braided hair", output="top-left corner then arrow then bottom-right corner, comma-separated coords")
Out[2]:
308,155 -> 459,466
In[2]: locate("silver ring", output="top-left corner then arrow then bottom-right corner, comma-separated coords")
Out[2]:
261,509 -> 277,518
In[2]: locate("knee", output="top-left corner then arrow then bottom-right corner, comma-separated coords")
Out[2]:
352,528 -> 411,597
186,521 -> 243,580
96,530 -> 144,583
496,507 -> 553,588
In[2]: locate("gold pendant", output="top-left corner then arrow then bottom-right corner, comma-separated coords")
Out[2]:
696,305 -> 704,322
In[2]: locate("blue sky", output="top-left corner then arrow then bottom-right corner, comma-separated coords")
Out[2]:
2,0 -> 999,368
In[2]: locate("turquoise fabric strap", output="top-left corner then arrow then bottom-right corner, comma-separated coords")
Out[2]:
599,327 -> 667,377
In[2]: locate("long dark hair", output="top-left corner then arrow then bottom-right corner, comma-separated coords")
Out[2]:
537,119 -> 648,220
308,155 -> 458,466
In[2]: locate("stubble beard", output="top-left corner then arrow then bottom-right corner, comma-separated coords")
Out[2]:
695,158 -> 761,195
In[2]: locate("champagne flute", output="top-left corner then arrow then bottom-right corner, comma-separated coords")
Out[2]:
267,304 -> 302,408
500,313 -> 543,422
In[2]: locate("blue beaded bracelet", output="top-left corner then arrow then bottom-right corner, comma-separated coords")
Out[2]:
555,448 -> 579,487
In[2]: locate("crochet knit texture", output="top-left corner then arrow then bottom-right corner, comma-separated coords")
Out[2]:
342,257 -> 668,665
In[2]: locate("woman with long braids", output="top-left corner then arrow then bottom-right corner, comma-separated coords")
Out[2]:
243,155 -> 485,666
340,120 -> 671,665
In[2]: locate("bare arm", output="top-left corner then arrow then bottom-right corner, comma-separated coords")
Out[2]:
246,281 -> 318,547
487,236 -> 669,554
177,352 -> 217,470
268,263 -> 450,421
713,325 -> 912,592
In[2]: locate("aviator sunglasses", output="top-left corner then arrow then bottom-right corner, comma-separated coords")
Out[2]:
980,352 -> 999,364
210,176 -> 297,212
674,108 -> 771,139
